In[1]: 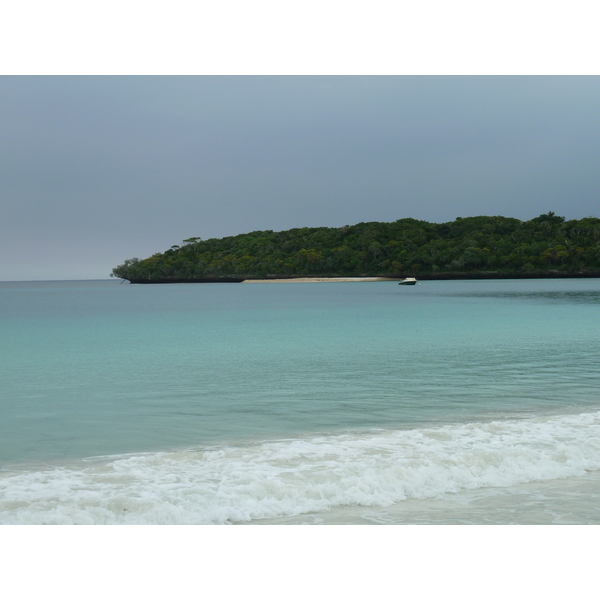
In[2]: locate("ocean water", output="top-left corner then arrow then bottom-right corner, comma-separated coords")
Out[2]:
1,278 -> 600,524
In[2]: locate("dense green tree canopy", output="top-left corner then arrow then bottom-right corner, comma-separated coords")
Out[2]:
111,213 -> 600,282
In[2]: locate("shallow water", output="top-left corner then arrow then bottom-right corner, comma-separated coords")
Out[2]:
1,278 -> 600,524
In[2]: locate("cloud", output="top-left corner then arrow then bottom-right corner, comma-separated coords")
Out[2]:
1,76 -> 599,279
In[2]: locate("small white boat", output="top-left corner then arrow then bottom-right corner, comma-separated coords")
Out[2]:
398,277 -> 418,285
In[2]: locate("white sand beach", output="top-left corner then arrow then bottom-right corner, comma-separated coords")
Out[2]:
242,277 -> 397,283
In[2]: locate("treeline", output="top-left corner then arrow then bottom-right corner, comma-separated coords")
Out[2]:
111,213 -> 600,282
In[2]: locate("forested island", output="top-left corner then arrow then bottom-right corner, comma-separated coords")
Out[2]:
111,213 -> 600,283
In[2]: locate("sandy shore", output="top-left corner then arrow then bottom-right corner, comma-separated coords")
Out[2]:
242,277 -> 397,283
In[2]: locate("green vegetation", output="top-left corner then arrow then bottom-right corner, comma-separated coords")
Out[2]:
111,213 -> 600,282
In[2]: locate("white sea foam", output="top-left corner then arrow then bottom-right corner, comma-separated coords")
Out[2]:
2,410 -> 600,524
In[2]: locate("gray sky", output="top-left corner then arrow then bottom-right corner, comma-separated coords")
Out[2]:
2,76 -> 600,280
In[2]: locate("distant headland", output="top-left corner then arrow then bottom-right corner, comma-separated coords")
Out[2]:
111,213 -> 600,283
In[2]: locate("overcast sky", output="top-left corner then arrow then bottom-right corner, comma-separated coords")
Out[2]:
2,76 -> 600,280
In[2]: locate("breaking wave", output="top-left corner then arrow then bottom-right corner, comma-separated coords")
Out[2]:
2,410 -> 600,524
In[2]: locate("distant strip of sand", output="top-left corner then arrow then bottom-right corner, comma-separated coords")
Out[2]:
242,277 -> 397,283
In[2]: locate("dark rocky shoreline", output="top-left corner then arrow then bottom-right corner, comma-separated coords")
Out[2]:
124,271 -> 600,283
417,271 -> 600,280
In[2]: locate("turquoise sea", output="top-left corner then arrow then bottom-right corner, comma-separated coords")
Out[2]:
1,278 -> 600,524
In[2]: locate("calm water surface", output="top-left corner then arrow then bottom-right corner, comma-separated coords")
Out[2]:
1,278 -> 600,524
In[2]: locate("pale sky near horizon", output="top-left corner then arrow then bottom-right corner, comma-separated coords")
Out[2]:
2,75 -> 600,280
